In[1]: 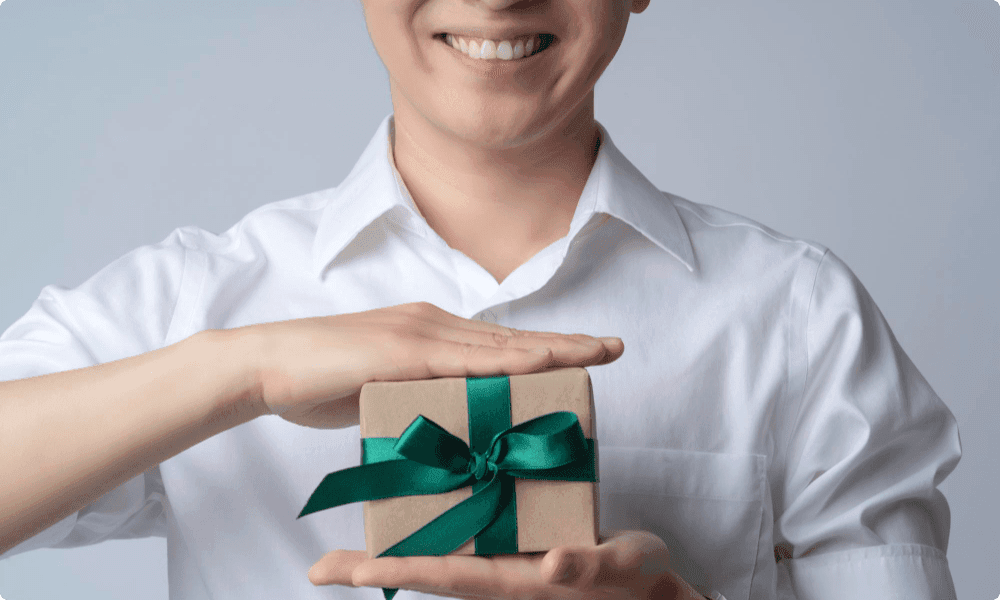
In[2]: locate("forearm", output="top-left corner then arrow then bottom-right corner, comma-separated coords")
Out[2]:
0,328 -> 263,554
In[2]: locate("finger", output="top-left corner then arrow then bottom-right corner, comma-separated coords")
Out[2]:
543,530 -> 667,590
427,337 -> 611,379
595,531 -> 671,590
352,552 -> 549,599
308,550 -> 369,587
417,301 -> 623,357
437,324 -> 624,375
541,545 -> 603,588
593,336 -> 625,364
447,322 -> 616,360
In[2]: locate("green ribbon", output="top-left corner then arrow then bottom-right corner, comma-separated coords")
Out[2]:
296,375 -> 597,600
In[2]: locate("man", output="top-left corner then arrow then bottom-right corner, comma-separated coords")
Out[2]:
0,1 -> 960,599
304,1 -> 960,599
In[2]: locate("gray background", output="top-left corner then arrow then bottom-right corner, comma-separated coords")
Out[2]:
0,0 -> 996,598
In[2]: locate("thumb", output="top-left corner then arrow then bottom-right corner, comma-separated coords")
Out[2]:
543,531 -> 667,589
549,550 -> 587,585
543,546 -> 597,587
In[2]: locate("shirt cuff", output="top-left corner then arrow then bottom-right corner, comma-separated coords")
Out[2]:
783,543 -> 957,600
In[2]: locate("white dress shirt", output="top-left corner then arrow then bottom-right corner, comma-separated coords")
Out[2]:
0,113 -> 961,600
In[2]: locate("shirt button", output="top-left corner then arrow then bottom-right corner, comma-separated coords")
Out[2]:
479,310 -> 497,323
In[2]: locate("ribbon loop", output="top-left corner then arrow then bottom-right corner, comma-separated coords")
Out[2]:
394,414 -> 472,472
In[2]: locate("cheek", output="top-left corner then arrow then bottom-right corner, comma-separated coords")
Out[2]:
362,4 -> 425,69
564,6 -> 625,71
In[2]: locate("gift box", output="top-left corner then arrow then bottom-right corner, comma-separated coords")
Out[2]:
297,366 -> 600,566
357,366 -> 600,558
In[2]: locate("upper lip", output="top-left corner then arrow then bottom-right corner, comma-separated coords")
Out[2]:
437,29 -> 552,40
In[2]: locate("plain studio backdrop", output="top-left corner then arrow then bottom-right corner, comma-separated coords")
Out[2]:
0,0 -> 997,598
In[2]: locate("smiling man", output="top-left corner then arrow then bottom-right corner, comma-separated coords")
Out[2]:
300,1 -> 960,600
0,1 -> 961,600
361,0 -> 641,287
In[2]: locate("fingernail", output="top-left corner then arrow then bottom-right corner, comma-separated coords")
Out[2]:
599,337 -> 622,345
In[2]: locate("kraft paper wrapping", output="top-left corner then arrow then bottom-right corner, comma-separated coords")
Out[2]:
359,366 -> 600,558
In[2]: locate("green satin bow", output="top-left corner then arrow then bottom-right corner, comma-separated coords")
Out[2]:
297,404 -> 596,600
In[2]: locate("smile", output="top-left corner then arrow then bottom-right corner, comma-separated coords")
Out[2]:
436,33 -> 556,61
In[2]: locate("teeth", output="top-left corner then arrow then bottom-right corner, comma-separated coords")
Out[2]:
496,40 -> 513,60
480,39 -> 496,59
444,33 -> 545,61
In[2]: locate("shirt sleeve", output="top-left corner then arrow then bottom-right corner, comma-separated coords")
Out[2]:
0,228 -> 197,560
773,248 -> 962,599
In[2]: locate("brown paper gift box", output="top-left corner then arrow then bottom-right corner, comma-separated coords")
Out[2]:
358,366 -> 600,558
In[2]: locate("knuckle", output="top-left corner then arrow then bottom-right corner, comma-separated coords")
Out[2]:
391,313 -> 432,340
397,301 -> 430,317
492,325 -> 521,347
502,324 -> 524,337
415,301 -> 439,314
491,330 -> 512,348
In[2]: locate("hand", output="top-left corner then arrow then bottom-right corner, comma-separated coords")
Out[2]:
229,301 -> 624,429
307,530 -> 708,600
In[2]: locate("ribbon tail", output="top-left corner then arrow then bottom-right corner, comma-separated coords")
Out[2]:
378,472 -> 512,558
375,474 -> 511,600
297,460 -> 469,519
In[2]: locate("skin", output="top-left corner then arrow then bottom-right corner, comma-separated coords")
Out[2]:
308,1 -> 708,598
362,0 -> 651,285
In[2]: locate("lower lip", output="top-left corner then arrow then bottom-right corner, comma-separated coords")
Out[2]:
436,35 -> 556,74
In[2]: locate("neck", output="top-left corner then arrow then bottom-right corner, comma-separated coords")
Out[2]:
389,95 -> 601,254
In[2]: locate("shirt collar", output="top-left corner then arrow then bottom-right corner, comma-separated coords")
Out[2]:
313,113 -> 695,278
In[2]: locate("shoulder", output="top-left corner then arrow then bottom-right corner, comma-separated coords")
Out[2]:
174,187 -> 335,259
665,192 -> 833,282
665,194 -> 886,349
59,187 -> 337,299
21,188 -> 338,357
668,192 -> 826,258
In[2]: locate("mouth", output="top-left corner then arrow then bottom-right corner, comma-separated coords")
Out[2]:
434,32 -> 556,61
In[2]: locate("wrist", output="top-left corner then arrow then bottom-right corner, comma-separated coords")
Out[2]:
191,327 -> 269,422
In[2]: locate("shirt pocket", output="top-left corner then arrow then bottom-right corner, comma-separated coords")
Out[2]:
598,446 -> 765,600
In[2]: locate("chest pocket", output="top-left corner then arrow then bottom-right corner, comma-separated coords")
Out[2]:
598,446 -> 765,600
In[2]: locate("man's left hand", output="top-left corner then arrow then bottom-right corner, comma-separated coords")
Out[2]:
308,529 -> 707,599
